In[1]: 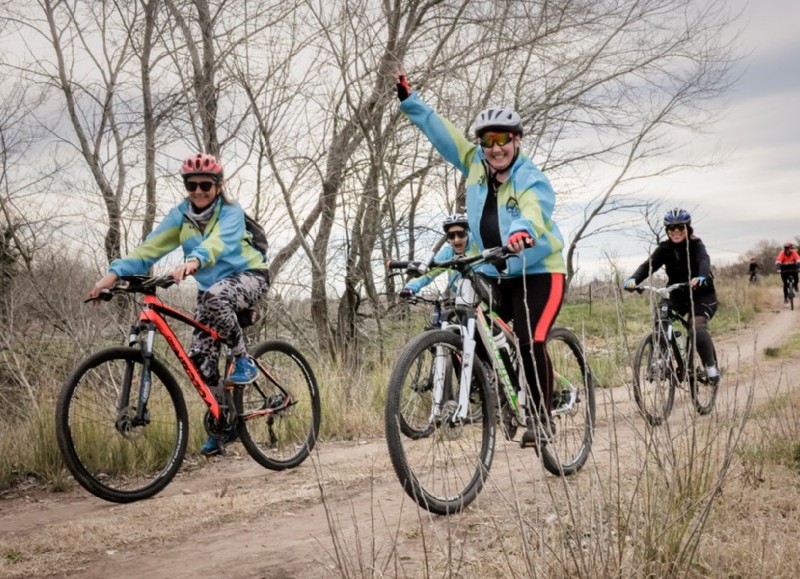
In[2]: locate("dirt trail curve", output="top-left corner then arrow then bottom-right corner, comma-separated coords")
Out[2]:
1,292 -> 798,578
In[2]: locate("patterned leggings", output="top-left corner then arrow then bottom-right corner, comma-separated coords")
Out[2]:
187,269 -> 269,379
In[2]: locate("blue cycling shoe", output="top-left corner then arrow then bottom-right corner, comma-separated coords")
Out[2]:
200,427 -> 238,456
227,355 -> 258,384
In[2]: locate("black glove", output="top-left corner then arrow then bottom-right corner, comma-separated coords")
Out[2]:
399,288 -> 414,299
397,74 -> 411,101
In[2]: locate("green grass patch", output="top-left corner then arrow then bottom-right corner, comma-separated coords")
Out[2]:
763,332 -> 800,359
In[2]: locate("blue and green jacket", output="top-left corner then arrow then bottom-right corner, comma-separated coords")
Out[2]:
399,92 -> 566,278
403,239 -> 481,295
109,198 -> 267,291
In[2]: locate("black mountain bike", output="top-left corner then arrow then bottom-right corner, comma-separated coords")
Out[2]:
782,272 -> 797,310
631,283 -> 718,426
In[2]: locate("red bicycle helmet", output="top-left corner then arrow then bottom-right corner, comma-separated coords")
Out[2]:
181,153 -> 224,179
784,242 -> 794,249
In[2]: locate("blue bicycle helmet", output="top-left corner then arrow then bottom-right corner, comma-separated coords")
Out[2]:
663,207 -> 691,227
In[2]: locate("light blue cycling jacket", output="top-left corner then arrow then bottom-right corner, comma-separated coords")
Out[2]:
109,198 -> 267,291
400,92 -> 566,278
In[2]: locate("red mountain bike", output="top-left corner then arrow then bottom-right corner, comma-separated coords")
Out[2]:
55,275 -> 320,503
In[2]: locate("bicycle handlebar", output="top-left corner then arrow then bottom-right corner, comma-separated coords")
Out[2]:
387,246 -> 518,278
85,275 -> 177,303
632,282 -> 690,295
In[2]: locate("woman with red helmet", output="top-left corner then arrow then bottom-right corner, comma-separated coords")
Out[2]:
89,153 -> 270,456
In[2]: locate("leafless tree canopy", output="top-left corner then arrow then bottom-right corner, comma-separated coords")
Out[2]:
0,0 -> 741,355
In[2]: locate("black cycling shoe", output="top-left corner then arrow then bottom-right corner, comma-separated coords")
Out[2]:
520,415 -> 554,448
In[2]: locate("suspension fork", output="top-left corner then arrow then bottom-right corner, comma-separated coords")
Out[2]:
454,317 -> 478,420
128,321 -> 157,425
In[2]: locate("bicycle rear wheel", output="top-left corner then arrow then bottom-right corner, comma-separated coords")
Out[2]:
235,340 -> 320,470
385,330 -> 495,515
540,328 -> 595,476
632,333 -> 676,426
55,347 -> 188,503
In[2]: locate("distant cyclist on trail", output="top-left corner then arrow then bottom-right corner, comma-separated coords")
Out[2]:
748,257 -> 760,283
775,242 -> 800,303
400,214 -> 480,299
623,208 -> 720,386
89,153 -> 270,456
392,63 -> 567,446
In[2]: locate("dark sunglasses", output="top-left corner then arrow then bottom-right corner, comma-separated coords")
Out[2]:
185,181 -> 216,192
479,132 -> 513,148
665,224 -> 686,232
446,230 -> 468,240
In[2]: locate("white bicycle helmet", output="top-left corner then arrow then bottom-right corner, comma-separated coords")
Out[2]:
442,213 -> 469,232
473,107 -> 524,137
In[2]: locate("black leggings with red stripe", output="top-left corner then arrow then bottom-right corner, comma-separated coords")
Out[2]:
492,273 -> 565,417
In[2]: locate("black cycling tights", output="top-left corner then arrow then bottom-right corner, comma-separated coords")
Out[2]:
693,316 -> 715,368
494,273 -> 565,418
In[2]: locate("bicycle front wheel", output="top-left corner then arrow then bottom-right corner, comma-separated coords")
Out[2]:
55,347 -> 188,503
632,333 -> 676,426
385,330 -> 495,515
540,328 -> 596,476
688,338 -> 719,416
235,341 -> 320,470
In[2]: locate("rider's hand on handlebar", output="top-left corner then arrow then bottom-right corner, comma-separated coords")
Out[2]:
170,258 -> 200,284
507,231 -> 534,253
623,277 -> 637,292
88,272 -> 119,300
399,287 -> 414,299
691,276 -> 707,288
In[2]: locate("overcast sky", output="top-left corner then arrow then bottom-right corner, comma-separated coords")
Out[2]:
570,0 -> 800,277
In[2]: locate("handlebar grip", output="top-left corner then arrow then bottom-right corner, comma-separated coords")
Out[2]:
386,260 -> 410,270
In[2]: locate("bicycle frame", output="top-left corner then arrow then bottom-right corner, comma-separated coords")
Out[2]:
129,293 -> 225,421
638,284 -> 693,379
431,268 -> 530,427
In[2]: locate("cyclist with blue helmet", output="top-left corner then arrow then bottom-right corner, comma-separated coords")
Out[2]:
400,214 -> 480,297
623,208 -> 720,385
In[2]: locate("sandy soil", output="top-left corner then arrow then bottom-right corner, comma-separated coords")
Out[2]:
1,292 -> 798,578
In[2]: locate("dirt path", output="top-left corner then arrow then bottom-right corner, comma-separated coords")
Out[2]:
1,294 -> 798,578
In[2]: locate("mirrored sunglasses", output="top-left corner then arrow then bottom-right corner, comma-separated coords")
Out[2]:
479,132 -> 513,148
185,181 -> 216,192
665,224 -> 686,232
446,230 -> 468,240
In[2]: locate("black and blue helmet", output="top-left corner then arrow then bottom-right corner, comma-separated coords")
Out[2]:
663,207 -> 691,227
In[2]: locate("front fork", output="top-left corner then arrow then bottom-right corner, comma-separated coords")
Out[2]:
430,318 -> 477,424
116,322 -> 156,429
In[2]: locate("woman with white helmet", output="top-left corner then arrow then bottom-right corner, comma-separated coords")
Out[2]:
400,213 -> 480,297
392,65 -> 567,445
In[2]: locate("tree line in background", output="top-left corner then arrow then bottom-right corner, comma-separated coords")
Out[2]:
0,0 -> 740,359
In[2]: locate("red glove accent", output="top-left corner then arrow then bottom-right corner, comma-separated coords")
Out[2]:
397,75 -> 411,101
508,231 -> 534,247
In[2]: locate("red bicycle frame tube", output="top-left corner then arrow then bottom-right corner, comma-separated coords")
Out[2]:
141,294 -> 224,419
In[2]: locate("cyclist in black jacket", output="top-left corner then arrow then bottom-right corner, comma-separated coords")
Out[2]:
623,208 -> 719,385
